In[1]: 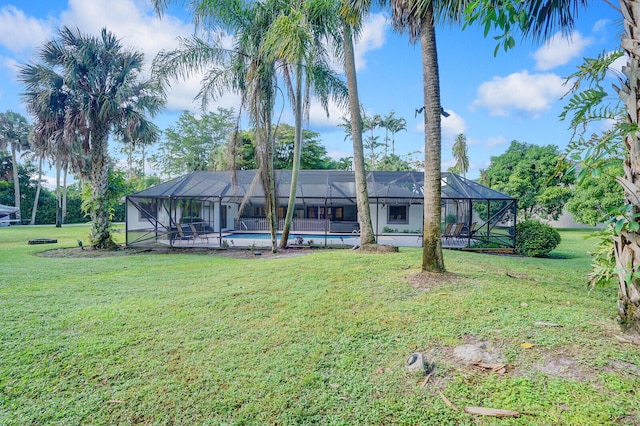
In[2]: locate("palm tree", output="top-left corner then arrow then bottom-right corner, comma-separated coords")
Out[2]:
478,168 -> 489,187
263,0 -> 348,249
451,133 -> 469,177
386,113 -> 407,155
339,3 -> 377,246
0,111 -> 31,222
390,0 -> 451,272
153,0 -> 281,252
19,26 -> 163,248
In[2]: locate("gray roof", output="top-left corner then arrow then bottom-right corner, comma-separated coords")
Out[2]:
129,170 -> 514,202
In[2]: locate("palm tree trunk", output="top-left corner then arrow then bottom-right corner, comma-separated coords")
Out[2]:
420,6 -> 445,272
614,0 -> 640,332
343,22 -> 376,245
90,127 -> 116,249
62,163 -> 68,224
11,144 -> 21,221
30,155 -> 43,225
279,64 -> 304,249
55,158 -> 62,227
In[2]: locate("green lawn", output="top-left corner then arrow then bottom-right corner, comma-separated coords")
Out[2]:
1,225 -> 638,425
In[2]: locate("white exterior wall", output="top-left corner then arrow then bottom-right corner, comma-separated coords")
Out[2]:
370,203 -> 422,233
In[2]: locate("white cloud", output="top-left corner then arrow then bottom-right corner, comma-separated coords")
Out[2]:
472,71 -> 565,118
441,110 -> 465,140
307,98 -> 349,129
354,13 -> 388,71
57,0 -> 243,114
533,31 -> 592,71
413,109 -> 465,139
0,5 -> 54,53
61,0 -> 192,60
593,19 -> 610,34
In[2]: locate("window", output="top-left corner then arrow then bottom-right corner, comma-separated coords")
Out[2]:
388,205 -> 408,223
138,199 -> 157,220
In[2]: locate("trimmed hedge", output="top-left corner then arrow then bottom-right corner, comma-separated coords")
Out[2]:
515,220 -> 561,257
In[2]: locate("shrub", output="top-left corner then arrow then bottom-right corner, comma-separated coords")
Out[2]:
515,220 -> 561,257
445,213 -> 457,224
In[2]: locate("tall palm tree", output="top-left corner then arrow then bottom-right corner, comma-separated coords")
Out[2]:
263,0 -> 348,249
390,0 -> 450,271
386,112 -> 407,155
19,26 -> 163,248
153,0 -> 281,252
451,133 -> 469,177
339,3 -> 377,245
0,111 -> 31,222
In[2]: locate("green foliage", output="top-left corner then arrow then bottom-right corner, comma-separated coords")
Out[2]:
515,220 -> 561,257
272,124 -> 336,170
585,228 -> 617,288
445,213 -> 456,224
486,140 -> 573,220
566,164 -> 624,226
81,168 -> 131,223
152,108 -> 236,177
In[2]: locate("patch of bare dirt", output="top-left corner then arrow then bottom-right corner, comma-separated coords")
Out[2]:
408,271 -> 460,291
35,246 -> 314,259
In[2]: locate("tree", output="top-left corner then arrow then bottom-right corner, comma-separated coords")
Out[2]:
449,133 -> 469,177
262,0 -> 347,249
566,164 -> 624,226
272,124 -> 336,169
390,0 -> 458,272
485,140 -> 573,220
378,153 -> 414,171
385,112 -> 407,156
153,0 -> 281,252
339,4 -> 377,246
362,111 -> 383,170
152,108 -> 236,177
19,26 -> 163,248
0,111 -> 31,221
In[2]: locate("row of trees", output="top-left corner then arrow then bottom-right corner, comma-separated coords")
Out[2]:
340,110 -> 410,170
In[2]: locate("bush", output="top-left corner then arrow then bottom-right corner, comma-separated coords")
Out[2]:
515,220 -> 561,257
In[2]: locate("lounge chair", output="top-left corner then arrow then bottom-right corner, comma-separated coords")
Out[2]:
449,223 -> 465,244
189,223 -> 209,245
442,223 -> 454,241
174,226 -> 194,245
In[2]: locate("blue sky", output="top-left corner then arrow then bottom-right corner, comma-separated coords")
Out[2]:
0,0 -> 622,185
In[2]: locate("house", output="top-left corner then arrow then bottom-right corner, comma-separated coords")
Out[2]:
125,170 -> 516,249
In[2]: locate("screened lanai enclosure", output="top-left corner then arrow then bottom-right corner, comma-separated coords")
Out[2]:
126,170 -> 516,250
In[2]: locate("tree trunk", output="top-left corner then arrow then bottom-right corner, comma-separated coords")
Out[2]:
30,155 -> 43,225
62,163 -> 68,224
11,144 -> 21,221
343,22 -> 376,245
55,158 -> 62,227
89,127 -> 116,249
279,64 -> 304,249
420,6 -> 445,272
614,0 -> 640,332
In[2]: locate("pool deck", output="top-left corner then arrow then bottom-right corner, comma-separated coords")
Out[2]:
161,233 -> 475,249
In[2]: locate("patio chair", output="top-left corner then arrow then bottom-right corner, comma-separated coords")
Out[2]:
174,226 -> 194,245
442,223 -> 454,241
449,223 -> 465,245
188,223 -> 209,245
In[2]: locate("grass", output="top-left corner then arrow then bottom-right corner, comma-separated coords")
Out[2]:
1,225 -> 639,425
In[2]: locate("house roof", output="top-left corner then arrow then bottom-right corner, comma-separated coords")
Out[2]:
129,170 -> 515,202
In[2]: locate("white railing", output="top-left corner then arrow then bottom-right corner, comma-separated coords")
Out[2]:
234,218 -> 331,232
